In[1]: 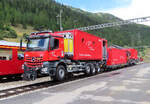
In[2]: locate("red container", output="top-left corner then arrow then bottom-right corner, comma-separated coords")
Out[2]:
107,47 -> 127,66
123,48 -> 138,60
56,29 -> 107,61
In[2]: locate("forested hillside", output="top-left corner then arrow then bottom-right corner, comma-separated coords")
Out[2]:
0,0 -> 150,46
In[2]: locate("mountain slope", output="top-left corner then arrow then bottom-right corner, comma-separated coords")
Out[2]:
0,0 -> 150,47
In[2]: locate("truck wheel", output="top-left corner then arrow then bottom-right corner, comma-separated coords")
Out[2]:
90,64 -> 96,75
85,64 -> 91,76
97,67 -> 101,73
54,65 -> 66,81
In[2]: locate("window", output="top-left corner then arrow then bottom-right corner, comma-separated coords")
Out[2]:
27,38 -> 49,51
0,49 -> 12,60
53,39 -> 59,49
18,54 -> 24,60
82,38 -> 84,43
103,41 -> 106,46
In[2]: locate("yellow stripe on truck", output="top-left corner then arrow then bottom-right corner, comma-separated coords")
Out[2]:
64,38 -> 68,53
69,39 -> 73,53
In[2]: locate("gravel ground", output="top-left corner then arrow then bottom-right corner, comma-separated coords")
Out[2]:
0,76 -> 51,91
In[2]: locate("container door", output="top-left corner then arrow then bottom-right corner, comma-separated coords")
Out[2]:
103,41 -> 107,60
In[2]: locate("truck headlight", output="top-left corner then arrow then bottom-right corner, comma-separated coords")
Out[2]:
41,67 -> 48,74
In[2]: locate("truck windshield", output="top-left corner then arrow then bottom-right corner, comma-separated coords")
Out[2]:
27,38 -> 49,51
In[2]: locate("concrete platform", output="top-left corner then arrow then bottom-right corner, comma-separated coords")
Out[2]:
1,63 -> 150,104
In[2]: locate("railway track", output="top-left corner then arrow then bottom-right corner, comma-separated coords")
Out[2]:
0,73 -> 88,99
0,69 -> 123,100
0,63 -> 143,100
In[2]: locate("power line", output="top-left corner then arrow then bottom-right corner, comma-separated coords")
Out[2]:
71,16 -> 150,31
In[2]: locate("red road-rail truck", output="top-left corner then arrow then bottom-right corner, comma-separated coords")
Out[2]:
21,29 -> 107,81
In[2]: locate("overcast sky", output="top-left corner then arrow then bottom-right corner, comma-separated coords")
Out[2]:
56,0 -> 150,26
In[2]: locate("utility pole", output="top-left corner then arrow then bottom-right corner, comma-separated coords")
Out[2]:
57,10 -> 63,31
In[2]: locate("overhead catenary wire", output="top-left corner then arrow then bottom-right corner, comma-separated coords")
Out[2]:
70,16 -> 150,31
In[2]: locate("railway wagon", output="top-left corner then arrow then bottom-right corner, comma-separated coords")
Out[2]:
0,49 -> 24,79
0,41 -> 26,80
106,47 -> 128,69
123,48 -> 139,65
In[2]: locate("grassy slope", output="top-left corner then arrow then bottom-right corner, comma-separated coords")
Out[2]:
143,48 -> 150,62
4,25 -> 35,42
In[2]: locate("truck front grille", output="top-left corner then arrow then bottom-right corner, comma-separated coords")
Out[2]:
26,57 -> 43,68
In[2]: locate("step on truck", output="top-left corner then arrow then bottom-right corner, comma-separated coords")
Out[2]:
21,29 -> 107,81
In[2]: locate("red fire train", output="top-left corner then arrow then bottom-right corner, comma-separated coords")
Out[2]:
0,41 -> 25,80
20,29 -> 140,81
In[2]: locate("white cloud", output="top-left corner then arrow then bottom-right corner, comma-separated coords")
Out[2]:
104,0 -> 150,26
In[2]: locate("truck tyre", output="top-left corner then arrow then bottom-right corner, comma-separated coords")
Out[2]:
90,64 -> 96,75
85,64 -> 91,76
97,67 -> 101,73
53,65 -> 66,81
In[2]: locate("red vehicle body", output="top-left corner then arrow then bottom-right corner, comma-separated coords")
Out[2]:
22,30 -> 107,80
55,30 -> 107,61
0,49 -> 24,79
106,47 -> 127,69
21,29 -> 139,81
123,48 -> 139,65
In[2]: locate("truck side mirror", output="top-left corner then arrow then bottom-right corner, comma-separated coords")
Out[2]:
50,37 -> 55,50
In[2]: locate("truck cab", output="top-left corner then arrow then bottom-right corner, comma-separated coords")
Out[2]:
22,31 -> 65,80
